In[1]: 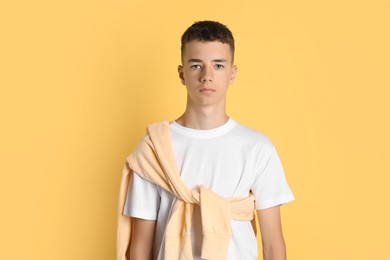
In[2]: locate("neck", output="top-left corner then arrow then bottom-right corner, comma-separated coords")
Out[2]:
175,105 -> 229,130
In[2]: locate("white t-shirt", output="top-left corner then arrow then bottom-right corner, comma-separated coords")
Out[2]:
124,118 -> 294,260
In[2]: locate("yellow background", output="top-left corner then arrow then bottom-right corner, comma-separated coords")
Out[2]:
1,0 -> 389,259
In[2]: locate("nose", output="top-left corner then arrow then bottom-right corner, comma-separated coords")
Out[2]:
200,66 -> 213,83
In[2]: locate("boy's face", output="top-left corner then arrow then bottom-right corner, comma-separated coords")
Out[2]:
178,40 -> 237,108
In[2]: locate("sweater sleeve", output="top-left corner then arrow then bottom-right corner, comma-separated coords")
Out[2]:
124,171 -> 161,220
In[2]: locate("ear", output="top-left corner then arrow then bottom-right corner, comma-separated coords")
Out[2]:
229,65 -> 237,84
178,65 -> 185,85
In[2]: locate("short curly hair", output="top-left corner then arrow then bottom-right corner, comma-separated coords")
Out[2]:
181,21 -> 235,62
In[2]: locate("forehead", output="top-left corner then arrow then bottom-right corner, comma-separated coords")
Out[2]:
182,40 -> 232,62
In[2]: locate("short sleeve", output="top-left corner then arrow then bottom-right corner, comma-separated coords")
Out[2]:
124,171 -> 161,220
251,145 -> 295,210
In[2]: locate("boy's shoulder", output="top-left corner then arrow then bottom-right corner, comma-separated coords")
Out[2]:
231,119 -> 275,150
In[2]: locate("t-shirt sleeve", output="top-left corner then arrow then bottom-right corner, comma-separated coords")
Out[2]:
251,145 -> 295,210
124,171 -> 161,220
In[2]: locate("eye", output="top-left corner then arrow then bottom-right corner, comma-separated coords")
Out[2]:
190,64 -> 202,70
215,64 -> 225,69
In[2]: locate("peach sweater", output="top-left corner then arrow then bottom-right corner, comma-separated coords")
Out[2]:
116,121 -> 256,260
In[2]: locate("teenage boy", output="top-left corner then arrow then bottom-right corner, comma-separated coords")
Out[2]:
117,21 -> 294,260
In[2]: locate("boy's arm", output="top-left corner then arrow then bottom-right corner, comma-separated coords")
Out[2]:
257,206 -> 286,260
130,218 -> 156,260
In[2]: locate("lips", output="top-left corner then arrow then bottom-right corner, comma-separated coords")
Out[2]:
200,88 -> 216,93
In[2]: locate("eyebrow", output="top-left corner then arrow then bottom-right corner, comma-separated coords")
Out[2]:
188,58 -> 227,63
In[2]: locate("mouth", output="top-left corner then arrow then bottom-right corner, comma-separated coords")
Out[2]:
199,88 -> 216,93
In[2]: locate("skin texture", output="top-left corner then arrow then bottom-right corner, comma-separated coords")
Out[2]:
130,40 -> 287,260
129,218 -> 155,260
258,207 -> 287,260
